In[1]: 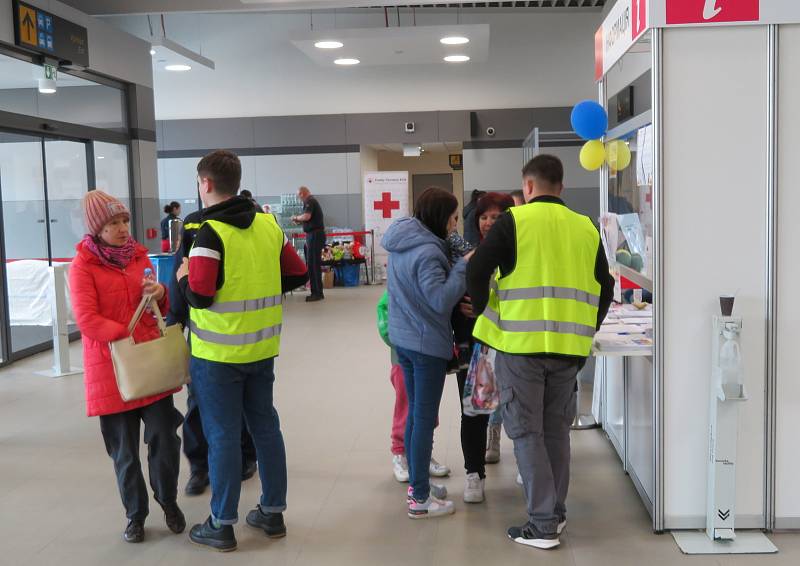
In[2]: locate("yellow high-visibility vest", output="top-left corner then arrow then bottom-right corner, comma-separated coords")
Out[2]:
472,201 -> 601,356
190,213 -> 284,364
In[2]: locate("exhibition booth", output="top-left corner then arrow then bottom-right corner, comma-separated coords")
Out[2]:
591,0 -> 800,539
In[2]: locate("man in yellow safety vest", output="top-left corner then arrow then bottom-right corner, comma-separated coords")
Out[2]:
467,154 -> 615,551
176,150 -> 307,552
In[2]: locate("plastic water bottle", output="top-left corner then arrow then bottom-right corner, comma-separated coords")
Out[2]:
143,268 -> 155,282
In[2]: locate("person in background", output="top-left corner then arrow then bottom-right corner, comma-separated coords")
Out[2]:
177,150 -> 308,552
486,190 -> 526,466
455,192 -> 514,504
382,187 -> 472,520
462,189 -> 486,247
467,155 -> 615,550
291,186 -> 326,302
240,189 -> 260,211
161,201 -> 182,253
166,207 -> 259,497
69,190 -> 185,544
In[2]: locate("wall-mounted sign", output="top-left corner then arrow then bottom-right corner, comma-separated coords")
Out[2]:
666,0 -> 759,25
13,0 -> 89,67
449,154 -> 463,171
595,0 -> 648,81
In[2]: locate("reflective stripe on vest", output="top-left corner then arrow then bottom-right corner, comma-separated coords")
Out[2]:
207,294 -> 283,314
190,213 -> 284,364
482,307 -> 596,338
472,202 -> 601,357
189,320 -> 282,345
494,285 -> 600,308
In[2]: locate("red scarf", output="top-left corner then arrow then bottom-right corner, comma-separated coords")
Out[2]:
82,234 -> 137,269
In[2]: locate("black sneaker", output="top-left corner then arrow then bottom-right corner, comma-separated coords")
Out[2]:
189,516 -> 237,552
185,470 -> 209,496
305,295 -> 324,302
161,501 -> 186,534
242,460 -> 258,482
123,520 -> 145,543
246,507 -> 287,539
507,523 -> 560,550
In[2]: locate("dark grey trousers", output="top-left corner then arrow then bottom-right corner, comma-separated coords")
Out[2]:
99,395 -> 184,521
495,353 -> 580,534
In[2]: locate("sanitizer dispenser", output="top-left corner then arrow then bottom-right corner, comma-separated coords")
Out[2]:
707,315 -> 747,541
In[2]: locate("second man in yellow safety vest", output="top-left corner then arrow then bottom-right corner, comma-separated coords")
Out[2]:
467,154 -> 615,551
176,150 -> 308,552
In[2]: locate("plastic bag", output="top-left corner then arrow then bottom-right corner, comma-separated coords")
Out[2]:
377,290 -> 391,347
462,344 -> 500,416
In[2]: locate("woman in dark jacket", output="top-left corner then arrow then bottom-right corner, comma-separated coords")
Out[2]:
160,201 -> 181,253
382,187 -> 472,520
456,192 -> 515,504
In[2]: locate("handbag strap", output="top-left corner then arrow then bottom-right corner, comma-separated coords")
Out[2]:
126,294 -> 168,338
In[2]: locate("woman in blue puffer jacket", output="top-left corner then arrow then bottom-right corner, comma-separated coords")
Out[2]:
382,187 -> 472,520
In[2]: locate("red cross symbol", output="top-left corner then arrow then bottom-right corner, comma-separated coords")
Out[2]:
374,192 -> 400,219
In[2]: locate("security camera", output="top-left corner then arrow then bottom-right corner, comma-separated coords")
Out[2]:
404,122 -> 416,133
486,126 -> 496,137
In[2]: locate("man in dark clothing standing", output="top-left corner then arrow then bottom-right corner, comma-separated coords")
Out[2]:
467,155 -> 615,551
291,186 -> 325,302
167,208 -> 258,496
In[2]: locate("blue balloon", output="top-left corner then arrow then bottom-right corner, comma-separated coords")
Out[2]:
571,100 -> 608,140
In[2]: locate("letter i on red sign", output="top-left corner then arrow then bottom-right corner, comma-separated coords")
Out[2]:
667,0 -> 759,25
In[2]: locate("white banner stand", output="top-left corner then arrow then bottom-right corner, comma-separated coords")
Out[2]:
35,264 -> 82,378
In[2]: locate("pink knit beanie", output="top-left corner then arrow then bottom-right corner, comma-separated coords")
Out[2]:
82,190 -> 130,236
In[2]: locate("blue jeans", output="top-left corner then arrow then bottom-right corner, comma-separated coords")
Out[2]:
190,356 -> 288,524
396,347 -> 447,502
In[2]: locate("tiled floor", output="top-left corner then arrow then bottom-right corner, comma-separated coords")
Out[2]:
0,285 -> 797,565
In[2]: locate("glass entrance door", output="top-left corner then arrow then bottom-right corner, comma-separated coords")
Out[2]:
0,132 -> 90,361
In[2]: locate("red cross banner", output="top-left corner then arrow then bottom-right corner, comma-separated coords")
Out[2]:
364,171 -> 409,277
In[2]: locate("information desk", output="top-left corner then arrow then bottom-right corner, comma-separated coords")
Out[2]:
593,304 -> 654,515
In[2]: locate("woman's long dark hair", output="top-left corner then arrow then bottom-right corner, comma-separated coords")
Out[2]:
414,187 -> 458,240
164,201 -> 180,215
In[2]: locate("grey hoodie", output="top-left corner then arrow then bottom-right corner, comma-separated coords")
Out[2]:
382,217 -> 467,360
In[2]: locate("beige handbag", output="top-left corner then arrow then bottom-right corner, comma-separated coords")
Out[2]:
110,294 -> 190,402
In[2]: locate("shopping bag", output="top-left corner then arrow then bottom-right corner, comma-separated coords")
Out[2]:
461,343 -> 500,416
376,290 -> 391,347
110,295 -> 190,402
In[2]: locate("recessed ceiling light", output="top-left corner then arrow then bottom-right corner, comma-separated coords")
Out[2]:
97,156 -> 105,159
444,55 -> 470,63
149,48 -> 156,55
315,40 -> 343,49
165,64 -> 192,72
441,36 -> 469,45
334,58 -> 360,66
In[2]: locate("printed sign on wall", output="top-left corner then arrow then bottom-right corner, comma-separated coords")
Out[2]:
364,171 -> 409,277
595,0 -> 649,81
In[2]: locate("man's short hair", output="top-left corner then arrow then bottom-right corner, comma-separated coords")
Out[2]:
240,189 -> 253,199
197,150 -> 242,196
522,154 -> 564,187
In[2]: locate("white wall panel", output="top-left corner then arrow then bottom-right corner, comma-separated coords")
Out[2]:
252,153 -> 358,198
463,148 -> 521,194
775,24 -> 800,526
662,26 -> 768,527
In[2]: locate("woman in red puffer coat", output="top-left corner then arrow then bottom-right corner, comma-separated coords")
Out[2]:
69,190 -> 185,544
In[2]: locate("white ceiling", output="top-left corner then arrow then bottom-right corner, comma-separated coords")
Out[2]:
103,9 -> 602,119
291,24 -> 489,67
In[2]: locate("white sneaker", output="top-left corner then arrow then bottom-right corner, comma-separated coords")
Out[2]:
516,473 -> 523,486
463,473 -> 485,504
407,484 -> 448,503
429,457 -> 451,478
408,496 -> 456,519
393,454 -> 409,483
486,423 -> 501,464
557,519 -> 567,535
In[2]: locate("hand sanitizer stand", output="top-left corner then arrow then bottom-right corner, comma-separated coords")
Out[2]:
673,317 -> 776,554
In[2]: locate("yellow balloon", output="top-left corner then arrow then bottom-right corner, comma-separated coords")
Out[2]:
580,140 -> 606,171
606,140 -> 631,171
